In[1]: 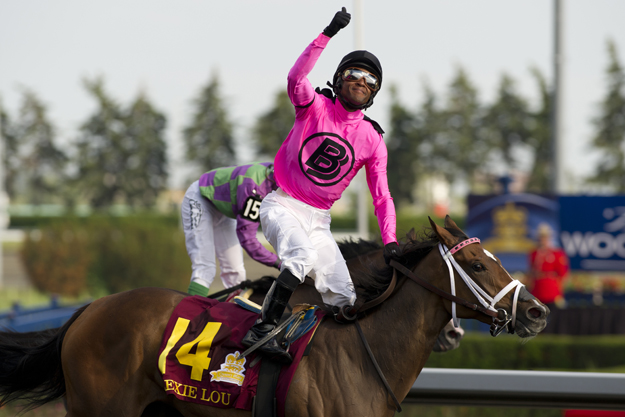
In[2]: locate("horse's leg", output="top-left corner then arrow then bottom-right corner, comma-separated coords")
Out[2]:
62,288 -> 186,417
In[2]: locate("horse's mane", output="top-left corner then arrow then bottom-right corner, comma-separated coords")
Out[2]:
337,238 -> 382,260
347,226 -> 469,303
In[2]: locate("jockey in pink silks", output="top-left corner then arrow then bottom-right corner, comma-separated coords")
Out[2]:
242,7 -> 403,363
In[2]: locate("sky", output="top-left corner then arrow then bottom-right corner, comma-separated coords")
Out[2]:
1,0 -> 624,193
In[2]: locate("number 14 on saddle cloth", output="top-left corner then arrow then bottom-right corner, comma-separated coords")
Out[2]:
157,296 -> 323,412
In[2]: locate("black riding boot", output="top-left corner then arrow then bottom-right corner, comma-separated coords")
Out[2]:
241,269 -> 300,364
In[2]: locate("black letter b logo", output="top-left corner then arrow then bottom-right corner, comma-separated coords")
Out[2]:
305,138 -> 348,180
299,133 -> 354,187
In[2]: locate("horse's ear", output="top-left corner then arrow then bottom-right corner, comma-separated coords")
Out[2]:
429,216 -> 457,248
444,215 -> 463,233
406,228 -> 417,241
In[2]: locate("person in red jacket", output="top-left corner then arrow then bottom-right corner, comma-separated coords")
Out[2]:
527,223 -> 569,309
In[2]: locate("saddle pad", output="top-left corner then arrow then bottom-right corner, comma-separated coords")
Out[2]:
157,295 -> 324,413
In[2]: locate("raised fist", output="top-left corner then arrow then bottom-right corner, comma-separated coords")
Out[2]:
323,7 -> 351,38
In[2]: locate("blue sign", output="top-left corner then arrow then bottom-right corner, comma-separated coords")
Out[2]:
466,194 -> 559,272
559,196 -> 625,271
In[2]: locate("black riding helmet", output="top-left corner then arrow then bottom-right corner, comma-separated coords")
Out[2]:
331,50 -> 383,110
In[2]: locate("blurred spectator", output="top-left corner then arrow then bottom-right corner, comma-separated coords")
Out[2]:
527,223 -> 570,310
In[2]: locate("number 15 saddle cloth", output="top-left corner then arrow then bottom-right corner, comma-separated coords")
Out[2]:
157,295 -> 324,414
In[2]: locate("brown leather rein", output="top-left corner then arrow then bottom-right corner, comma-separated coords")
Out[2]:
333,246 -> 514,413
343,255 -> 509,412
342,259 -> 501,321
389,259 -> 501,320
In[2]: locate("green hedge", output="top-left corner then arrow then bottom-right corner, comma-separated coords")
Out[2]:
21,223 -> 92,297
10,213 -> 181,229
12,212 -> 462,239
20,216 -> 190,297
15,211 -> 466,297
425,333 -> 625,371
331,212 -> 465,241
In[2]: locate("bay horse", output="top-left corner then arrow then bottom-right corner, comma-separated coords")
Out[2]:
0,216 -> 549,417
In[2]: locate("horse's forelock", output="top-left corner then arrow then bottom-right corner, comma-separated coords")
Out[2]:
406,226 -> 468,248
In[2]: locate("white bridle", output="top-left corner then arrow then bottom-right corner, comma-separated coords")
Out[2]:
438,238 -> 524,334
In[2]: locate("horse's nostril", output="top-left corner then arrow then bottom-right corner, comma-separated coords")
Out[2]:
528,307 -> 542,319
448,331 -> 458,338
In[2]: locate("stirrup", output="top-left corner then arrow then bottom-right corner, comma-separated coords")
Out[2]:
257,339 -> 293,364
241,312 -> 303,358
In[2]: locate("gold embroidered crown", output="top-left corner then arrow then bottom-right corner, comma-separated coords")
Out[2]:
225,353 -> 245,370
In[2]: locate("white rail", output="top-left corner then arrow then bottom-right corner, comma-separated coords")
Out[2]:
406,368 -> 625,410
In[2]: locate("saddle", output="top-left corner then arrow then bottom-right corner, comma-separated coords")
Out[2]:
158,291 -> 324,417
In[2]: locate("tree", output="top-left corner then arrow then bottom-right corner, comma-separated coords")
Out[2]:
587,39 -> 625,192
414,83 -> 445,176
433,67 -> 491,191
74,77 -> 128,208
251,89 -> 294,161
122,93 -> 168,208
75,78 -> 169,209
483,73 -> 532,169
12,89 -> 68,205
386,85 -> 420,206
0,102 -> 19,200
183,74 -> 236,174
525,67 -> 553,193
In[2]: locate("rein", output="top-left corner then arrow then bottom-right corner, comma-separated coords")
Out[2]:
334,270 -> 404,411
339,268 -> 398,321
344,238 -> 522,328
389,260 -> 499,320
390,237 -> 524,337
347,237 -> 524,413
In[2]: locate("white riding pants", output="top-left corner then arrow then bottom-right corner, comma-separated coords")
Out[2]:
260,189 -> 356,307
181,181 -> 246,289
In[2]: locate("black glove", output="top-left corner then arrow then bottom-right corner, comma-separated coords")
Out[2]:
383,242 -> 404,265
323,7 -> 351,38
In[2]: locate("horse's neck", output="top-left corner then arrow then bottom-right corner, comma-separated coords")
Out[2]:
358,265 -> 451,396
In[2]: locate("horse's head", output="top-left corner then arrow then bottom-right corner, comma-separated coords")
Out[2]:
428,215 -> 549,338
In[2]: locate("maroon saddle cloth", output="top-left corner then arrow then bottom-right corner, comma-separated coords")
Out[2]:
157,295 -> 323,414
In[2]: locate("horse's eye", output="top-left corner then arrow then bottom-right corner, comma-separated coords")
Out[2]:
472,263 -> 484,272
